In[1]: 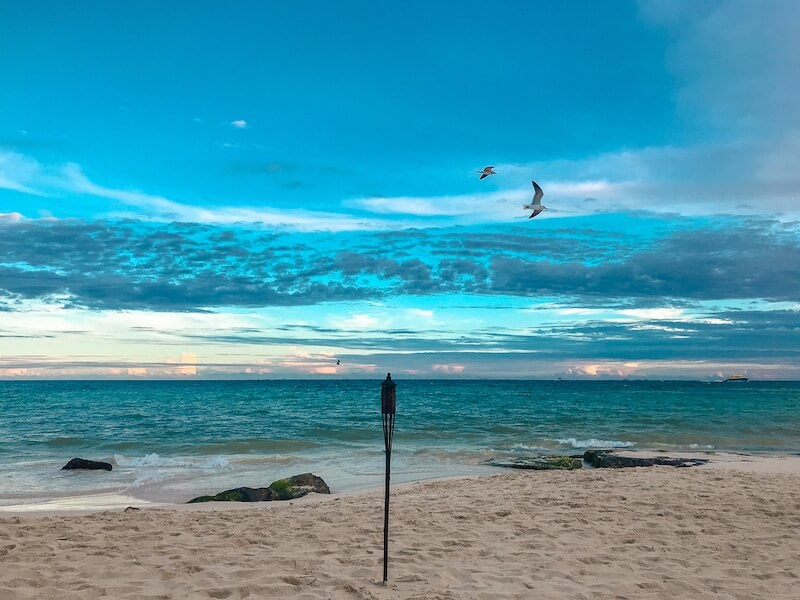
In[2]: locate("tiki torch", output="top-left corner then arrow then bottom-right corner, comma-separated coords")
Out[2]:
381,372 -> 396,584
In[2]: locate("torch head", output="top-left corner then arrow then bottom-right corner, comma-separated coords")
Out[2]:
381,373 -> 396,415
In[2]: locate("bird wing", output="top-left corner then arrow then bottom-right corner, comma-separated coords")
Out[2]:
479,173 -> 489,180
531,180 -> 544,203
528,208 -> 543,219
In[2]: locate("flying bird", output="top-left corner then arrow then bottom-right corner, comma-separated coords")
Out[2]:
477,166 -> 496,180
336,359 -> 340,366
523,180 -> 547,219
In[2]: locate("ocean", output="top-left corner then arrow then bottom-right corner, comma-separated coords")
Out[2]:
1,379 -> 798,507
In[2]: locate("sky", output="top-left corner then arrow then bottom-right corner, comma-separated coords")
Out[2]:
1,0 -> 799,380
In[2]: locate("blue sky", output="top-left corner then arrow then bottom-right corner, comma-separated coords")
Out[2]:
1,0 -> 799,379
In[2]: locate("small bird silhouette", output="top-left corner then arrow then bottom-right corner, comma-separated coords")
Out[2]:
477,166 -> 496,180
336,359 -> 340,365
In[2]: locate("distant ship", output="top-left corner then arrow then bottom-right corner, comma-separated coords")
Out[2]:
724,373 -> 749,382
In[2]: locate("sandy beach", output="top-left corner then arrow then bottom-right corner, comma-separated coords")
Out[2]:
2,457 -> 800,599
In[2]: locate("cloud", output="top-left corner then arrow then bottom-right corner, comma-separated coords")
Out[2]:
0,149 -> 411,231
1,218 -> 798,312
2,295 -> 799,378
431,364 -> 465,374
0,212 -> 23,223
332,313 -> 381,330
230,119 -> 248,129
164,352 -> 198,376
487,225 -> 800,302
0,149 -> 49,195
0,368 -> 38,378
485,141 -> 800,218
639,0 -> 800,136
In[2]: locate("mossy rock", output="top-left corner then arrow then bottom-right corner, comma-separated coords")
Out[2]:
487,456 -> 582,470
268,473 -> 331,500
188,486 -> 277,503
188,473 -> 330,503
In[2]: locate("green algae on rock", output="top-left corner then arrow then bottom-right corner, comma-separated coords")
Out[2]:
188,473 -> 330,503
487,456 -> 583,470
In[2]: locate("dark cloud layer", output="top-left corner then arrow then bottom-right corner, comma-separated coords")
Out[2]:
0,218 -> 798,311
489,227 -> 800,301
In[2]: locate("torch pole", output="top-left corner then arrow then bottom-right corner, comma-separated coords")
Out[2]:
381,373 -> 396,584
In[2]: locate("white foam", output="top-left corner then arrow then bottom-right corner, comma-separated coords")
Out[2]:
555,437 -> 636,449
510,443 -> 548,452
113,453 -> 230,469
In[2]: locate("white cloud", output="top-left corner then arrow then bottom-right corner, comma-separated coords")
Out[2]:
164,352 -> 198,376
350,140 -> 800,220
0,212 -> 23,223
231,119 -> 248,129
619,308 -> 686,321
0,149 -> 49,195
566,362 -> 640,378
346,188 -> 540,221
0,149 -> 419,232
477,139 -> 800,218
431,364 -> 465,374
0,368 -> 37,378
332,313 -> 381,330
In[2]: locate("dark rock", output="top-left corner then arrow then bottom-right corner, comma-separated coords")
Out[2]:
188,473 -> 330,503
188,486 -> 278,503
61,458 -> 113,471
268,473 -> 331,499
583,449 -> 708,469
487,456 -> 582,470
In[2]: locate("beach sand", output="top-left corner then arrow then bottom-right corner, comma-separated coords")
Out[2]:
2,461 -> 800,599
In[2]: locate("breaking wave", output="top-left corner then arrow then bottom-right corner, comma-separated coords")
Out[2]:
510,443 -> 549,452
555,437 -> 636,449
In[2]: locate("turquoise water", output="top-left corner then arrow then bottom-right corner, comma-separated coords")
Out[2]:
1,380 -> 798,504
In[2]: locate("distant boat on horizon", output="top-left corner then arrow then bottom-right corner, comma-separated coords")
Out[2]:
724,373 -> 749,382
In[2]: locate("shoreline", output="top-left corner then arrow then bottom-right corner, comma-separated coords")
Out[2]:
3,450 -> 799,517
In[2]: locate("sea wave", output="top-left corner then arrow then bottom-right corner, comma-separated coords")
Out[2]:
510,443 -> 549,452
555,437 -> 636,449
113,453 -> 230,469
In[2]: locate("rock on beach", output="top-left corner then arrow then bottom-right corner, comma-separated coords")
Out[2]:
61,458 -> 113,471
188,473 -> 330,503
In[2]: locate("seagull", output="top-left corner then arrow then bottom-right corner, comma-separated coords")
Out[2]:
523,180 -> 547,219
477,166 -> 496,180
